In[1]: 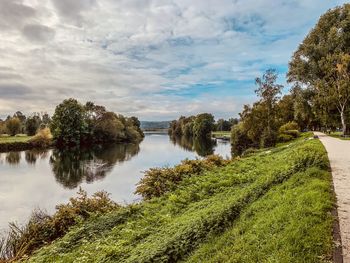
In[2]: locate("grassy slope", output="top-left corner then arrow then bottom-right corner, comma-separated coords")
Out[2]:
28,137 -> 334,263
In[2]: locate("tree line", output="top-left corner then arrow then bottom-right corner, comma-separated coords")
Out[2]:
169,113 -> 238,138
0,112 -> 51,136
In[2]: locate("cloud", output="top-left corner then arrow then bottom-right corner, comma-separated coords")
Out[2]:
0,0 -> 36,30
0,84 -> 32,98
51,0 -> 97,25
0,0 -> 348,120
22,24 -> 55,42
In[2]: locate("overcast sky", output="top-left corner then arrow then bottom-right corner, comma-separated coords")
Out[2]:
0,0 -> 347,120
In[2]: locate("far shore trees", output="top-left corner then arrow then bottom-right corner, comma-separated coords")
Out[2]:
169,114 -> 234,139
288,4 -> 350,135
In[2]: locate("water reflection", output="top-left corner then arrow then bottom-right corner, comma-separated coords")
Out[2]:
25,149 -> 49,165
49,143 -> 140,189
170,135 -> 217,157
5,152 -> 21,166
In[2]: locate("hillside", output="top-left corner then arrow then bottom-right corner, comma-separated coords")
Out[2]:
27,136 -> 335,262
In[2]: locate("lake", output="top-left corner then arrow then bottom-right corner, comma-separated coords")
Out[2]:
0,133 -> 231,232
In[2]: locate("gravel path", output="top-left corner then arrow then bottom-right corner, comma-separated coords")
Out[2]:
315,132 -> 350,262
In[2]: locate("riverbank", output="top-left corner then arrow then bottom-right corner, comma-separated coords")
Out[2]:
19,134 -> 337,262
212,131 -> 230,140
0,135 -> 34,152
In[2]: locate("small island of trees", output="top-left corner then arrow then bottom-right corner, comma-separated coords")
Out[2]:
0,98 -> 144,151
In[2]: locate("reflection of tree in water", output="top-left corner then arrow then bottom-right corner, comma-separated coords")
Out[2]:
5,152 -> 21,166
50,143 -> 140,189
25,149 -> 49,165
170,135 -> 216,157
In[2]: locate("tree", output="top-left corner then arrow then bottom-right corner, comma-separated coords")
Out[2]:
253,69 -> 283,147
41,113 -> 51,127
193,113 -> 215,138
288,4 -> 350,135
50,98 -> 87,146
231,69 -> 284,152
25,114 -> 41,136
6,117 -> 21,136
93,112 -> 125,142
276,94 -> 294,126
255,69 -> 283,133
216,119 -> 231,131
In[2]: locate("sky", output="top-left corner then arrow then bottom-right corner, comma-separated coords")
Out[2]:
0,0 -> 348,121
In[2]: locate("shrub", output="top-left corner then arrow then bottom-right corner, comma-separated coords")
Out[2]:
279,121 -> 300,134
0,189 -> 119,261
277,134 -> 294,142
284,129 -> 300,138
29,128 -> 53,148
278,122 -> 300,143
135,155 -> 229,199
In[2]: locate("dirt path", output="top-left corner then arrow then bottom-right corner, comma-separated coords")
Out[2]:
315,132 -> 350,262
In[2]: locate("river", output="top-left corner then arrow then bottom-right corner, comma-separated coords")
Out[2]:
0,133 -> 231,232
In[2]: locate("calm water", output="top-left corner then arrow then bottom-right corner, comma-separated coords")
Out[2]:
0,134 -> 231,232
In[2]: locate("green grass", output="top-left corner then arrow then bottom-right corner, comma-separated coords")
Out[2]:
0,135 -> 32,144
329,131 -> 350,140
27,137 -> 334,263
212,131 -> 231,136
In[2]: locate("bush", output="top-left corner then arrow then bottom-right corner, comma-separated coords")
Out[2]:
0,189 -> 119,261
279,121 -> 300,133
29,128 -> 53,148
278,122 -> 300,143
284,129 -> 300,138
277,134 -> 294,142
135,155 -> 229,199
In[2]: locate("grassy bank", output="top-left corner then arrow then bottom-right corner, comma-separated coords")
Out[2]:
0,135 -> 32,143
25,136 -> 334,262
212,131 -> 231,136
0,135 -> 33,152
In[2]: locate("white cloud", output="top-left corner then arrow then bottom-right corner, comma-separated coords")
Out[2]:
0,0 -> 348,120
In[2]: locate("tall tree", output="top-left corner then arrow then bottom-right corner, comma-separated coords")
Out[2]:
288,4 -> 350,135
50,98 -> 87,146
254,69 -> 283,147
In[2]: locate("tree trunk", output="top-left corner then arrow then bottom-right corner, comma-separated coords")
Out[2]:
341,109 -> 347,136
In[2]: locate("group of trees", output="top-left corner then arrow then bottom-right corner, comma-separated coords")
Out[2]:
231,69 -> 296,155
169,113 -> 215,138
288,3 -> 350,135
169,114 -> 237,138
0,112 -> 51,136
50,98 -> 144,146
232,4 -> 350,155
